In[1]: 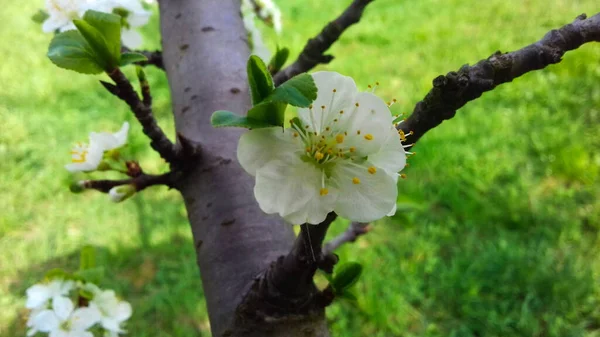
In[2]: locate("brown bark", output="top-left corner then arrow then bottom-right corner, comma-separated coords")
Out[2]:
158,0 -> 329,336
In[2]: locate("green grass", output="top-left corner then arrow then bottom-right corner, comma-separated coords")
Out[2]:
1,0 -> 599,336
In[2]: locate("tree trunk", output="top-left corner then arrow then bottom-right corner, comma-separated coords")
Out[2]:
158,0 -> 329,336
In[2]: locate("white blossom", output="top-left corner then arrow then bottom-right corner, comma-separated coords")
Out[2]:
241,0 -> 271,62
238,72 -> 407,224
108,185 -> 136,202
29,296 -> 100,337
26,280 -> 74,310
89,289 -> 132,336
65,122 -> 129,173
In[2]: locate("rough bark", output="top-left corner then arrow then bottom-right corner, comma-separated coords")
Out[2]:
158,0 -> 329,336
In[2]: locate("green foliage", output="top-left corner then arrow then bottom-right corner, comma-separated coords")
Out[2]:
47,30 -> 105,74
3,1 -> 600,336
331,262 -> 363,293
268,46 -> 290,73
31,9 -> 48,24
247,55 -> 274,105
79,245 -> 96,270
265,73 -> 317,107
211,110 -> 274,129
48,10 -> 122,74
120,52 -> 148,67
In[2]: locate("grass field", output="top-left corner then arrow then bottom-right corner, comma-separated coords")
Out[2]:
1,0 -> 599,336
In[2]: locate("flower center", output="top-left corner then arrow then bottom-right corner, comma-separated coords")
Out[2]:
70,142 -> 89,163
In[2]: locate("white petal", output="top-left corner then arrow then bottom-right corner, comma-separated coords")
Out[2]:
254,157 -> 322,221
121,29 -> 143,49
331,160 -> 398,222
26,328 -> 38,337
48,280 -> 74,297
49,329 -> 69,337
52,296 -> 74,321
89,122 -> 129,151
42,17 -> 68,33
237,127 -> 300,176
26,284 -> 51,309
70,307 -> 101,331
368,127 -> 406,175
31,310 -> 60,332
114,301 -> 132,321
113,122 -> 130,147
297,72 -> 357,133
341,92 -> 394,156
283,186 -> 337,225
101,317 -> 122,332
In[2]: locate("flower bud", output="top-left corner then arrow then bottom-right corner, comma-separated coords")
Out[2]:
108,185 -> 136,203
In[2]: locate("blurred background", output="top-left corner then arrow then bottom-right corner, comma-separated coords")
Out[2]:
1,0 -> 599,336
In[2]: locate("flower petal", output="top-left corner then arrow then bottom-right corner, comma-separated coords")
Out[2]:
331,160 -> 398,222
89,122 -> 129,151
121,29 -> 143,49
340,92 -> 394,156
283,179 -> 337,225
100,317 -> 122,332
254,157 -> 323,221
237,127 -> 300,176
52,296 -> 74,321
70,307 -> 101,331
26,284 -> 51,309
115,301 -> 132,321
31,310 -> 60,332
368,127 -> 406,175
297,71 -> 357,133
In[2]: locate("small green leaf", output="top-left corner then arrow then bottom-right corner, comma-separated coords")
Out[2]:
120,52 -> 147,66
82,10 -> 122,64
73,266 -> 105,284
32,9 -> 49,24
47,30 -> 104,74
266,73 -> 317,107
268,46 -> 289,73
44,268 -> 70,281
79,245 -> 96,270
78,288 -> 95,300
73,20 -> 114,70
338,290 -> 358,302
211,110 -> 274,129
332,262 -> 363,291
247,55 -> 274,105
247,101 -> 287,127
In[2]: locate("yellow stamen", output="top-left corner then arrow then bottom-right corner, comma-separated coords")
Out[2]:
321,105 -> 325,109
315,152 -> 324,160
357,130 -> 361,135
364,134 -> 373,140
339,110 -> 344,114
355,102 -> 360,107
368,166 -> 377,174
332,89 -> 337,93
400,173 -> 407,179
320,188 -> 329,196
325,127 -> 330,131
349,147 -> 356,153
306,147 -> 311,152
352,177 -> 361,184
336,134 -> 344,144
293,132 -> 298,138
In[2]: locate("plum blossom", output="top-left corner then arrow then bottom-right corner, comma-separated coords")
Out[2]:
89,288 -> 132,336
238,71 -> 407,224
28,296 -> 100,337
26,279 -> 74,310
65,122 -> 129,173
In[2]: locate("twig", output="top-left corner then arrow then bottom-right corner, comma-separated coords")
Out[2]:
323,222 -> 370,255
272,0 -> 374,86
81,171 -> 174,193
399,12 -> 600,147
104,68 -> 181,164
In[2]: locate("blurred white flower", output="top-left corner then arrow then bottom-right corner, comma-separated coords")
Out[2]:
26,279 -> 74,310
65,122 -> 129,173
89,289 -> 132,336
29,296 -> 100,337
42,0 -> 85,32
238,72 -> 407,224
103,0 -> 151,48
108,184 -> 136,202
241,0 -> 271,62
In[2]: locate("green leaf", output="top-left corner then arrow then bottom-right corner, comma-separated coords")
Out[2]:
32,9 -> 49,24
44,268 -> 70,281
266,73 -> 317,107
120,52 -> 147,66
73,266 -> 105,284
247,55 -> 274,105
79,245 -> 96,270
47,30 -> 104,74
247,101 -> 287,127
82,10 -> 122,64
268,46 -> 289,73
73,20 -> 114,70
332,262 -> 363,292
338,290 -> 358,302
78,288 -> 95,300
211,110 -> 275,129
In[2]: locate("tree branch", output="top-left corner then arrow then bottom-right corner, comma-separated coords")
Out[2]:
323,222 -> 370,255
123,47 -> 164,69
399,12 -> 600,146
272,0 -> 374,86
80,171 -> 175,193
103,68 -> 182,164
